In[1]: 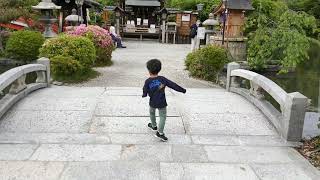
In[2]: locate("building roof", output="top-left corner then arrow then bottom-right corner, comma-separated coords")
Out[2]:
226,0 -> 253,10
85,0 -> 102,8
213,0 -> 254,14
52,0 -> 102,8
125,0 -> 160,7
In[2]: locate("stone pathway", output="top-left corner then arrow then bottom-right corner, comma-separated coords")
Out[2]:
0,86 -> 319,180
74,41 -> 215,88
0,41 -> 319,179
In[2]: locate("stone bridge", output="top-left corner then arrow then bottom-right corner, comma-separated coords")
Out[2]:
0,42 -> 319,180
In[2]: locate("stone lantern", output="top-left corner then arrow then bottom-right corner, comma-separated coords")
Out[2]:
32,0 -> 61,38
65,9 -> 83,26
203,13 -> 219,44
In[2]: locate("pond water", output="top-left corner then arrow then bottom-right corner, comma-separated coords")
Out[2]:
263,46 -> 320,112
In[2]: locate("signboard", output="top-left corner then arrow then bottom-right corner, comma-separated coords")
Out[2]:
197,27 -> 206,39
182,14 -> 190,22
137,18 -> 141,26
102,11 -> 109,22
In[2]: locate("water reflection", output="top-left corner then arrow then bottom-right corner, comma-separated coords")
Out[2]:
264,42 -> 320,112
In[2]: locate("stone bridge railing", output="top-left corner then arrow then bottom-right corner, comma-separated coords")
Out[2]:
226,62 -> 308,142
0,57 -> 50,119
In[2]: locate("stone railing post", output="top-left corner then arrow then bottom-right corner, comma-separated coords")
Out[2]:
36,57 -> 50,86
9,75 -> 27,94
250,81 -> 264,100
226,62 -> 240,91
283,92 -> 308,141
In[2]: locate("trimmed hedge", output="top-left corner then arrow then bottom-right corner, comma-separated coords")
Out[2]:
5,30 -> 45,63
185,45 -> 230,81
51,55 -> 83,77
39,35 -> 96,68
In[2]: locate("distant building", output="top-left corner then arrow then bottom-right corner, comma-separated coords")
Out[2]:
115,0 -> 165,38
212,0 -> 253,37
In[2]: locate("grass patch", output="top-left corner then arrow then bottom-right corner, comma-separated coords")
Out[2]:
52,69 -> 100,84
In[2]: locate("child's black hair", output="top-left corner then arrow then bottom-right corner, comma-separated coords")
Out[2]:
147,59 -> 162,75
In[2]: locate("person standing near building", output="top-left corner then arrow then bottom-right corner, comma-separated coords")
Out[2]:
190,20 -> 201,52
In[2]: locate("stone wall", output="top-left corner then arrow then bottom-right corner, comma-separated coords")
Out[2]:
209,36 -> 247,62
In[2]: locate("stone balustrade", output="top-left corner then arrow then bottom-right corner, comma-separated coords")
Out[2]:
0,57 -> 50,119
226,62 -> 308,142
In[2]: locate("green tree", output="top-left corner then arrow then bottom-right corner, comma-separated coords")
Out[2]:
0,0 -> 39,23
246,0 -> 318,73
96,0 -> 116,6
0,0 -> 39,52
166,0 -> 220,21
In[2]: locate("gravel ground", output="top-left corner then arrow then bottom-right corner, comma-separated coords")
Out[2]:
72,40 -> 218,88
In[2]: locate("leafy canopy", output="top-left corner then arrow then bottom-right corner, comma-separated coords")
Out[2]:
0,0 -> 39,23
246,0 -> 318,73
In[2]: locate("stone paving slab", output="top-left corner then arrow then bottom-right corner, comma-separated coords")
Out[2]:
184,113 -> 276,135
11,97 -> 97,111
204,146 -> 304,163
60,161 -> 159,180
27,86 -> 105,98
250,163 -> 316,180
172,145 -> 208,163
0,110 -> 92,133
191,134 -> 241,146
238,135 -> 298,147
30,144 -> 122,161
104,87 -> 174,96
120,144 -> 173,161
110,133 -> 191,145
177,90 -> 254,102
0,132 -> 110,144
0,144 -> 38,161
90,117 -> 185,134
180,100 -> 263,115
303,112 -> 320,139
191,134 -> 298,147
160,163 -> 259,180
0,161 -> 65,180
95,96 -> 180,116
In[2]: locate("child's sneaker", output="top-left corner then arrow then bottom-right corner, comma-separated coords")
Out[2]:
148,123 -> 157,131
155,131 -> 168,142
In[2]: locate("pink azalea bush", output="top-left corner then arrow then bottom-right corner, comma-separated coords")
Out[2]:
68,25 -> 115,66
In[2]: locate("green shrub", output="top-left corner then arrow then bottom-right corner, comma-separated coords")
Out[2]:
185,45 -> 229,81
5,30 -> 45,63
0,30 -> 11,51
51,55 -> 83,77
50,55 -> 99,83
95,47 -> 114,66
68,25 -> 115,67
39,35 -> 96,68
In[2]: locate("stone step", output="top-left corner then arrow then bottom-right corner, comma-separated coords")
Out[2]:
0,143 -> 306,163
1,160 -> 318,180
0,132 -> 299,147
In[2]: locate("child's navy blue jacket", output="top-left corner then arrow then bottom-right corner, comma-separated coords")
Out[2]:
142,76 -> 186,108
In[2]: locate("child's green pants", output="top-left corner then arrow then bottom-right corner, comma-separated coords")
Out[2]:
149,107 -> 167,134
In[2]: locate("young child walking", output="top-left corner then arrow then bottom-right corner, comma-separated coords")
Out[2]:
142,59 -> 186,142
